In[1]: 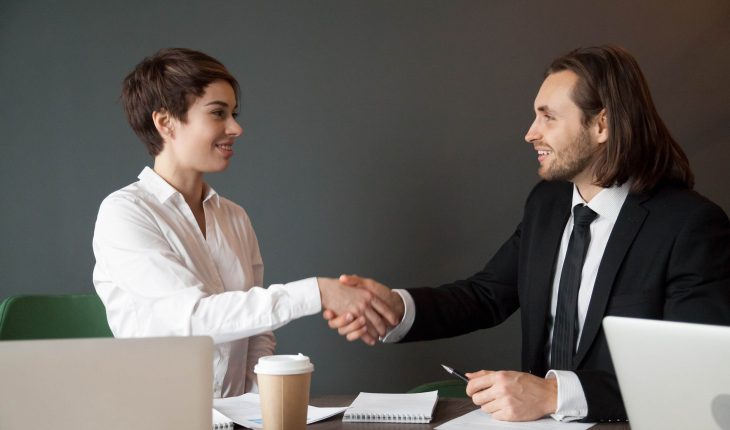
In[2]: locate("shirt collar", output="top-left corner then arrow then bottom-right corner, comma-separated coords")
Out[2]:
138,166 -> 220,207
202,184 -> 220,207
571,181 -> 631,224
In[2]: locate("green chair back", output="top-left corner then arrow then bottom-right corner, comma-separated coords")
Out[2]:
0,294 -> 113,340
407,379 -> 468,398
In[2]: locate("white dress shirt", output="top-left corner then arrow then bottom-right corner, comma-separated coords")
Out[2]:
383,182 -> 630,421
93,167 -> 321,398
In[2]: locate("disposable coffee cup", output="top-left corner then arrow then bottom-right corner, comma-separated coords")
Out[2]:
254,354 -> 314,430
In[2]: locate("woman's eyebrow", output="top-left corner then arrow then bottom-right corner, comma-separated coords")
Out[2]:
204,100 -> 230,107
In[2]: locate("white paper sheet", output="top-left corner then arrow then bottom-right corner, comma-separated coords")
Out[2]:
213,393 -> 348,429
212,408 -> 234,429
435,409 -> 594,430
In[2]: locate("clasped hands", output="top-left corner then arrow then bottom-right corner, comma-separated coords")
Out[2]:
318,274 -> 558,421
317,274 -> 403,346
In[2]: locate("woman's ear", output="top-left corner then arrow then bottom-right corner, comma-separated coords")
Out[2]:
152,109 -> 175,140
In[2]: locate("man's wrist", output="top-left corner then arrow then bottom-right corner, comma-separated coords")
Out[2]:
388,290 -> 406,322
543,375 -> 558,416
546,370 -> 589,421
380,289 -> 415,343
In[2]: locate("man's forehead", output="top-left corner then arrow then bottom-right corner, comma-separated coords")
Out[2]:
533,70 -> 579,111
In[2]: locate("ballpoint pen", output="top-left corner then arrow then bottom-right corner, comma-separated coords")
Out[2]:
441,364 -> 469,383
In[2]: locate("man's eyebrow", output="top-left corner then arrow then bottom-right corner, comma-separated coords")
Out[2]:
536,105 -> 554,114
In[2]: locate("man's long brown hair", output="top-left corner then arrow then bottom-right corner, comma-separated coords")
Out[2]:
547,45 -> 694,193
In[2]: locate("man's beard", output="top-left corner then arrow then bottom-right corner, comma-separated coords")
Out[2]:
539,128 -> 596,182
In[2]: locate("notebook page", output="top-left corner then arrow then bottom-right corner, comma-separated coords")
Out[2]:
343,391 -> 438,423
212,408 -> 234,429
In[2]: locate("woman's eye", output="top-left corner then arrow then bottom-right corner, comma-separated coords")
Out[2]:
212,110 -> 225,118
232,111 -> 239,119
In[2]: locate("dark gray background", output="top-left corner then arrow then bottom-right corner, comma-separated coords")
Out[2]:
1,1 -> 729,395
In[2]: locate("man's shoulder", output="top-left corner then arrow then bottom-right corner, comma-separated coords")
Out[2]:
643,182 -> 725,214
524,180 -> 572,206
632,183 -> 730,232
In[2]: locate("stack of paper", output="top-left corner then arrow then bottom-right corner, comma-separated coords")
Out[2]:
212,393 -> 347,429
435,409 -> 594,430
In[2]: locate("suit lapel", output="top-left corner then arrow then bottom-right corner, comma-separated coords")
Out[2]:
524,186 -> 571,373
574,192 -> 649,367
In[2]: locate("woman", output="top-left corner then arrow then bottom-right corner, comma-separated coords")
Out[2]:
92,48 -> 396,398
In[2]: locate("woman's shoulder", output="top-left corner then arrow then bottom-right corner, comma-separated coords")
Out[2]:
99,181 -> 152,210
96,180 -> 167,229
215,195 -> 255,224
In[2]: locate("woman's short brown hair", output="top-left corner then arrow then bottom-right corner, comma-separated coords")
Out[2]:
547,45 -> 694,193
121,48 -> 240,156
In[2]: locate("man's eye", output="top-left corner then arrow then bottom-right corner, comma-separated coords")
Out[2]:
212,110 -> 225,118
232,111 -> 239,119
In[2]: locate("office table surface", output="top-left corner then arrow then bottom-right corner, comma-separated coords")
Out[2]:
307,395 -> 630,430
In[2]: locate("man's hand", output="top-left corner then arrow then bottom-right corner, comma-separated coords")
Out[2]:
317,276 -> 400,345
322,274 -> 405,345
465,370 -> 558,421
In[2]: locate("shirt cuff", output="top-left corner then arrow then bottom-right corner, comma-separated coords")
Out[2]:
546,370 -> 588,422
380,289 -> 415,343
286,277 -> 322,317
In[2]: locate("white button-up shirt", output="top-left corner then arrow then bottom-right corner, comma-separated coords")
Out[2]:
546,182 -> 629,421
93,167 -> 321,397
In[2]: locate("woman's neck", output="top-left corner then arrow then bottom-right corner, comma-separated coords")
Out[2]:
153,159 -> 205,208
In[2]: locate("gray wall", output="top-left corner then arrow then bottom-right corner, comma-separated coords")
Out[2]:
1,1 -> 729,395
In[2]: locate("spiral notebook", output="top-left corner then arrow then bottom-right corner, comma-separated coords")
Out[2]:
343,391 -> 438,423
212,409 -> 234,429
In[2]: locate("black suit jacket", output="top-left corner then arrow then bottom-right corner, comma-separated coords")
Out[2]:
402,180 -> 730,422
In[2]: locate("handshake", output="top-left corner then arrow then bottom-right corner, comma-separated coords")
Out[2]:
317,275 -> 403,346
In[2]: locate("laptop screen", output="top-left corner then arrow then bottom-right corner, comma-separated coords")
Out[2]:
603,317 -> 730,430
0,336 -> 213,430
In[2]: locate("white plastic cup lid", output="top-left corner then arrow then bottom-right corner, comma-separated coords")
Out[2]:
254,353 -> 314,375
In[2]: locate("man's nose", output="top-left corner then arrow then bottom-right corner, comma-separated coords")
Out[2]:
525,120 -> 540,143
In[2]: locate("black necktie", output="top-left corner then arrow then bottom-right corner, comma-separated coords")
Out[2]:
551,204 -> 598,370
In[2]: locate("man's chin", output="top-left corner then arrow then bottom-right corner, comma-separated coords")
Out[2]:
537,167 -> 555,181
538,169 -> 571,182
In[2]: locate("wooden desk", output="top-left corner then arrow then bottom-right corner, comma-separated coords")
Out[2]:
307,395 -> 630,430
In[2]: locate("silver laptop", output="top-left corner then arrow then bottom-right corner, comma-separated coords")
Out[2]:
603,316 -> 730,430
0,336 -> 213,430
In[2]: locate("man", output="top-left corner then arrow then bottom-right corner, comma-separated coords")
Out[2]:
325,45 -> 730,422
